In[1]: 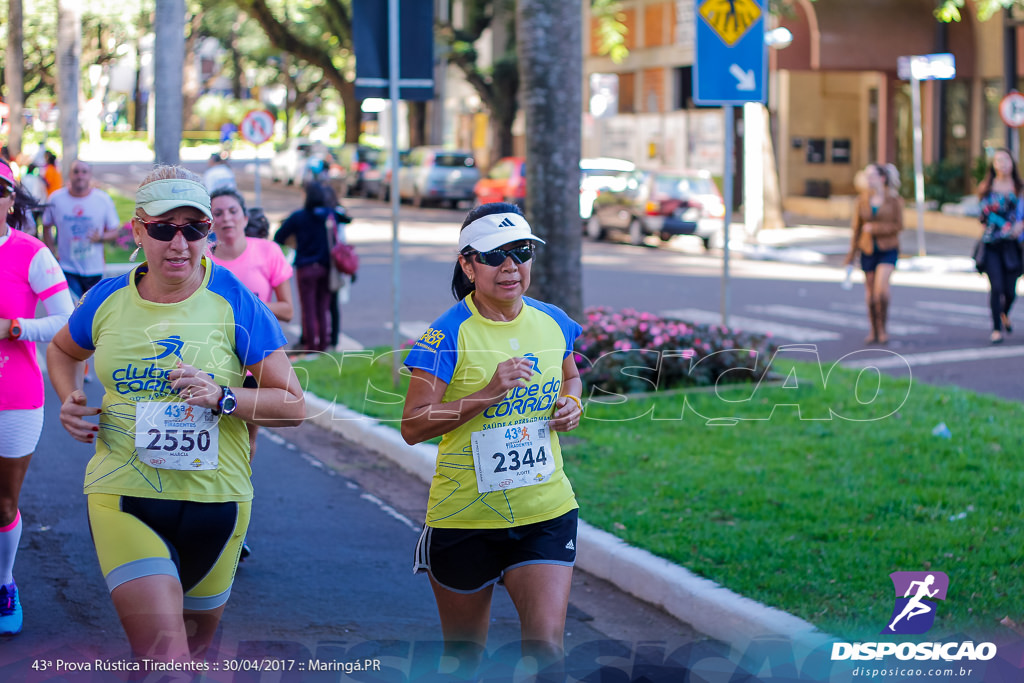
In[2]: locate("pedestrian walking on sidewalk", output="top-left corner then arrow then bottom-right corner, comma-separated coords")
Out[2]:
845,163 -> 904,345
273,182 -> 334,353
46,165 -> 304,662
977,148 -> 1024,344
401,202 -> 585,677
0,160 -> 74,636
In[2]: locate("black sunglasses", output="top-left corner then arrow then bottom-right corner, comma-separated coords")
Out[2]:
135,215 -> 212,242
0,184 -> 14,199
465,244 -> 535,267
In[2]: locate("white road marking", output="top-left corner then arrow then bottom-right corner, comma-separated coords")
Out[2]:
360,492 -> 420,532
659,308 -> 841,342
747,304 -> 938,336
842,344 -> 1024,369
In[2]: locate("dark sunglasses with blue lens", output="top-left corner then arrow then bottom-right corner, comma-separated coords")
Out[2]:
464,243 -> 535,267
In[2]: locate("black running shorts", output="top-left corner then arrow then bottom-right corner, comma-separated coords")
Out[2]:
413,509 -> 578,593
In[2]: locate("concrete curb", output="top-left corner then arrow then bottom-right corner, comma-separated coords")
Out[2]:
302,392 -> 831,652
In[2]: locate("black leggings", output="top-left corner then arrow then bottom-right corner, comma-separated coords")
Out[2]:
983,241 -> 1023,331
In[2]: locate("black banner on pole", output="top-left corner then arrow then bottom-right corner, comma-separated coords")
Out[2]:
353,0 -> 435,101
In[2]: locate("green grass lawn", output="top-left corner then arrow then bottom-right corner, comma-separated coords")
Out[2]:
294,349 -> 1022,640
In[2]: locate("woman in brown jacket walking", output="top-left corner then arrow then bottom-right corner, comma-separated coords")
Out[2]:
844,163 -> 904,344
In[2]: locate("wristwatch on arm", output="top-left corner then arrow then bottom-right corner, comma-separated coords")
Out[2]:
6,319 -> 22,341
211,385 -> 237,416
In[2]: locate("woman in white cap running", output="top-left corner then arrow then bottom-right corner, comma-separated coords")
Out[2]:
402,202 -> 585,676
46,165 -> 304,662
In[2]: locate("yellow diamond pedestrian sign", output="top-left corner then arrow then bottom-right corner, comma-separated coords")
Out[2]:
699,0 -> 762,46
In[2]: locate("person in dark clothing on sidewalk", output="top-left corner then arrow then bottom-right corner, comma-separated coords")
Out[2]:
273,182 -> 334,352
977,148 -> 1024,344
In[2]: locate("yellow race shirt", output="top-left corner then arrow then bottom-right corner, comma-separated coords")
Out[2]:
404,294 -> 582,529
67,259 -> 286,502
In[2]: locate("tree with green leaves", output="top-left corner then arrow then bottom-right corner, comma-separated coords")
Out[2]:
236,0 -> 361,142
5,0 -> 26,156
936,0 -> 1024,21
195,0 -> 329,137
438,0 -> 519,158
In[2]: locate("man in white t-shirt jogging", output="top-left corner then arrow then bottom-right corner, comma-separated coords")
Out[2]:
203,153 -> 236,193
42,160 -> 121,301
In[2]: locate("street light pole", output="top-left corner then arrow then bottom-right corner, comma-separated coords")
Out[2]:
721,105 -> 734,328
389,0 -> 402,385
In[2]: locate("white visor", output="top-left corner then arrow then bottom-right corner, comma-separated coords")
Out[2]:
458,212 -> 546,253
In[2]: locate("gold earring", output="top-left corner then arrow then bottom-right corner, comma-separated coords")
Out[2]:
129,244 -> 141,262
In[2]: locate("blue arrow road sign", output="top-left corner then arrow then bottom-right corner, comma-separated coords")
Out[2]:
693,0 -> 767,105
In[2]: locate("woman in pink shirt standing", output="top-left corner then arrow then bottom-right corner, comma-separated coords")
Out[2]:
0,160 -> 75,635
208,187 -> 294,454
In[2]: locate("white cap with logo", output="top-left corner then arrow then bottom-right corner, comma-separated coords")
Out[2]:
458,212 -> 546,253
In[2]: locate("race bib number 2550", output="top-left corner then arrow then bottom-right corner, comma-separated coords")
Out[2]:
134,401 -> 220,470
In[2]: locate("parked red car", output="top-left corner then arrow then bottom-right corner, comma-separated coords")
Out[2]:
473,156 -> 526,206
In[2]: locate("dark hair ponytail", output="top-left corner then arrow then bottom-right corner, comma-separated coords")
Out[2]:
450,202 -> 524,300
0,161 -> 41,231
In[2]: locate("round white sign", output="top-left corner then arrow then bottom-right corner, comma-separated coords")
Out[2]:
999,92 -> 1024,129
240,110 -> 275,144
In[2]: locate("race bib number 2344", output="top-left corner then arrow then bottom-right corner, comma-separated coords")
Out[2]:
471,421 -> 555,493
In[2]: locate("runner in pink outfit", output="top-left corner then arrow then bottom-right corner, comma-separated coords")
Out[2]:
0,159 -> 75,635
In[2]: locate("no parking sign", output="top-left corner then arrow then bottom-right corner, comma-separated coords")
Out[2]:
999,92 -> 1024,129
240,109 -> 274,145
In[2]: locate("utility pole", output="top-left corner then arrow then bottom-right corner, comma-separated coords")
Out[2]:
1005,8 -> 1019,157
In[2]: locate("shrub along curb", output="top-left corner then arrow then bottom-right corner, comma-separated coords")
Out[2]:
301,391 -> 833,654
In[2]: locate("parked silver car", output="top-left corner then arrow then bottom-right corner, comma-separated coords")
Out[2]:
270,138 -> 330,186
398,147 -> 480,208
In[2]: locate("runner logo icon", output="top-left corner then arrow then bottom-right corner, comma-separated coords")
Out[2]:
523,352 -> 541,374
142,335 -> 185,361
883,571 -> 949,635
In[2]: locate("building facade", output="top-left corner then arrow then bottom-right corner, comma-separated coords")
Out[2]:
582,0 -> 1022,201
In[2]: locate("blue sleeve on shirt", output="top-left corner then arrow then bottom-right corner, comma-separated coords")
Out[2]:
523,297 -> 583,358
67,272 -> 131,350
403,300 -> 471,384
207,263 -> 288,366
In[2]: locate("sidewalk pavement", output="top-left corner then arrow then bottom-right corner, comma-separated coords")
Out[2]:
301,394 -> 834,659
739,215 -> 978,273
